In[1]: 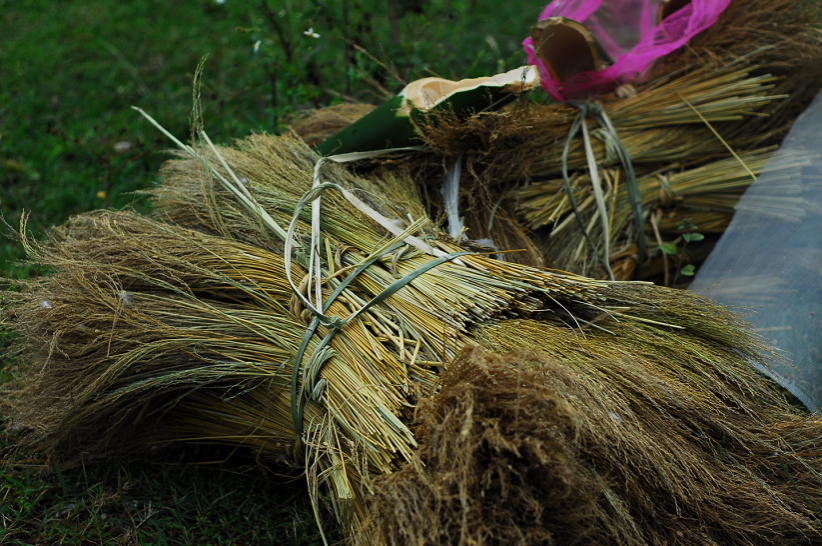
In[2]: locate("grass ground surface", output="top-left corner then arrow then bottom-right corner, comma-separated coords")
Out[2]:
0,0 -> 535,277
0,439 -> 335,545
1,0 -> 537,543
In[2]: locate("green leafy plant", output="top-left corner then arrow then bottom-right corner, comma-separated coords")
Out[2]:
47,125 -> 157,209
651,214 -> 705,286
0,440 -> 338,545
675,217 -> 704,278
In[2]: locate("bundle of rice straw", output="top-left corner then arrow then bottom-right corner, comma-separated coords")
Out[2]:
4,125 -> 822,545
421,64 -> 789,278
294,0 -> 822,280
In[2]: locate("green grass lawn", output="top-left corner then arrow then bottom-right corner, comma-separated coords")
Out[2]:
0,440 -> 336,545
1,0 -> 271,278
1,0 -> 538,542
0,0 -> 536,276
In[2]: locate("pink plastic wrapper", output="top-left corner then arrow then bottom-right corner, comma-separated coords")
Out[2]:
523,0 -> 732,101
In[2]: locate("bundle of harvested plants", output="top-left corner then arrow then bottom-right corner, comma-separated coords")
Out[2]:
414,63 -> 798,278
4,129 -> 822,545
293,0 -> 822,279
361,346 -> 822,546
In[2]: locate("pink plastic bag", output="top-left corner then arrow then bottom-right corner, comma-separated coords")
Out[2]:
523,0 -> 732,101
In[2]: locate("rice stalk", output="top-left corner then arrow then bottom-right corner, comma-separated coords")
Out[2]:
284,0 -> 822,274
515,146 -> 808,278
421,66 -> 782,183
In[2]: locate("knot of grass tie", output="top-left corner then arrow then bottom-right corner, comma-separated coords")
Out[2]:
561,100 -> 646,280
284,170 -> 473,456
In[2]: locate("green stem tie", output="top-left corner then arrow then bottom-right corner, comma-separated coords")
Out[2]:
286,181 -> 475,446
561,101 -> 646,279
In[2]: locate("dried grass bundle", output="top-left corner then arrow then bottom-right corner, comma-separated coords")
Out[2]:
0,134 -> 645,527
415,65 -> 789,273
681,0 -> 822,136
516,147 -> 803,278
361,346 -> 822,546
292,0 -> 822,277
423,0 -> 822,274
4,132 -> 822,544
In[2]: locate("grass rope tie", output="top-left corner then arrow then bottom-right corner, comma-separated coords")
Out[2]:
561,100 -> 646,280
285,174 -> 475,453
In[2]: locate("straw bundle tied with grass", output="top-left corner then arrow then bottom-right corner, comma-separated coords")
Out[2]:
393,63 -> 808,279
515,146 -> 802,280
5,0 -> 822,541
4,120 -> 822,544
293,0 -> 822,280
296,65 -> 797,275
